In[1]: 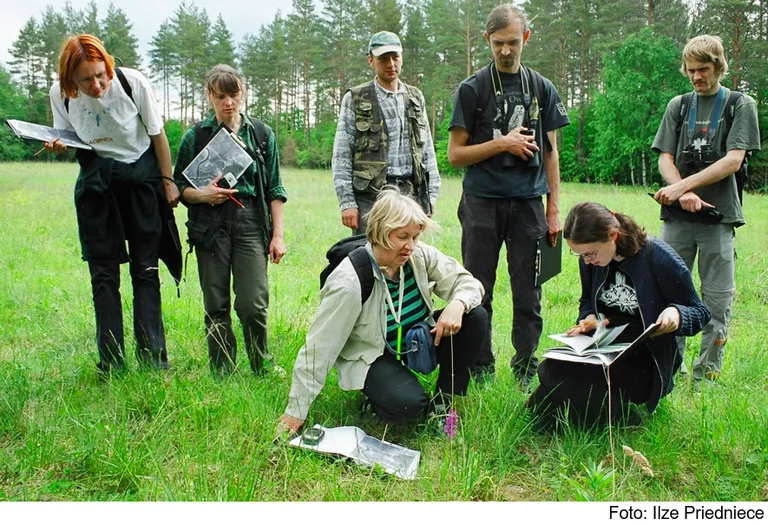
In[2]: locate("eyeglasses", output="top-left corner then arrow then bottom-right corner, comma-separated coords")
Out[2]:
570,248 -> 600,261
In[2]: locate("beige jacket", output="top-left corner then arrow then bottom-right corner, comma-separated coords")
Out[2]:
285,242 -> 484,420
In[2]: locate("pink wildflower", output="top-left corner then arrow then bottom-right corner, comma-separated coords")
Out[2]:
444,408 -> 458,439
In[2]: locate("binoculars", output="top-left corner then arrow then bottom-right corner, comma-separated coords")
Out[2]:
681,143 -> 716,175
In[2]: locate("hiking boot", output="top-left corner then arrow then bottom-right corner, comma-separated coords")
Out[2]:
470,364 -> 495,384
511,353 -> 538,391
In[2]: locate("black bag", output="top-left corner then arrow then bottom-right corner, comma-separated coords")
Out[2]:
319,235 -> 374,304
395,322 -> 438,375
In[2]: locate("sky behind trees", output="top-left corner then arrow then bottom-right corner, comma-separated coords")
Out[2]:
0,0 -> 294,66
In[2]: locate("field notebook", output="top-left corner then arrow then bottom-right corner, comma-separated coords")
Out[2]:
6,119 -> 92,150
542,321 -> 660,367
181,122 -> 254,189
535,230 -> 562,286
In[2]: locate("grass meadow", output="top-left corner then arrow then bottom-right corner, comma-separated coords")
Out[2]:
0,162 -> 767,502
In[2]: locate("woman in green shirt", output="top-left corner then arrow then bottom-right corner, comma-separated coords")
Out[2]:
173,64 -> 287,376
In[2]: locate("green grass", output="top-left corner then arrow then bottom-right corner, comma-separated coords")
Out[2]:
0,162 -> 767,501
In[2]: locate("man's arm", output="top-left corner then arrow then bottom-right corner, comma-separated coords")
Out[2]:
447,126 -> 538,168
654,150 -> 745,209
332,92 -> 359,229
150,130 -> 180,208
542,129 -> 561,246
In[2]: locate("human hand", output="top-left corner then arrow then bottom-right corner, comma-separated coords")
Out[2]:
269,236 -> 287,264
163,179 -> 180,208
653,307 -> 680,336
200,174 -> 238,206
565,314 -> 609,336
341,208 -> 359,230
276,414 -> 304,437
43,139 -> 67,154
546,207 -> 561,247
498,126 -> 539,160
654,181 -> 688,206
431,300 -> 464,346
678,192 -> 714,213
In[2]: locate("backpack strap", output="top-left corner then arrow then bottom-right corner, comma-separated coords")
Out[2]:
474,64 -> 492,123
723,91 -> 747,203
674,92 -> 694,138
348,247 -> 374,304
114,68 -> 133,101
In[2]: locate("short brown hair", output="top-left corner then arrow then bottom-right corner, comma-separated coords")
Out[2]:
564,202 -> 646,258
486,4 -> 528,35
58,34 -> 115,99
205,64 -> 244,96
681,35 -> 729,80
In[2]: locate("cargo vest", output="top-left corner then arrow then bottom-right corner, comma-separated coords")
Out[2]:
348,80 -> 429,207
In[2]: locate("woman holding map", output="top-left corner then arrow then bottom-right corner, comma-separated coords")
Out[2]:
173,64 -> 287,377
45,34 -> 181,375
528,202 -> 711,430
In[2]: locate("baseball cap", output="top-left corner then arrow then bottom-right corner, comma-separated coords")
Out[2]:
368,31 -> 402,57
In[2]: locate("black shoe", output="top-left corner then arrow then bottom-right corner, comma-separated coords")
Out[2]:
470,364 -> 495,384
511,353 -> 538,391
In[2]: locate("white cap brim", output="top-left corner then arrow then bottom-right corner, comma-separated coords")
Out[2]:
371,45 -> 402,57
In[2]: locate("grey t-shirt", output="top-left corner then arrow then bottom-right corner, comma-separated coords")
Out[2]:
652,88 -> 760,226
450,68 -> 569,199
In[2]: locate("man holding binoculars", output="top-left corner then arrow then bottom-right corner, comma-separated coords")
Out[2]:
652,34 -> 760,389
447,4 -> 569,387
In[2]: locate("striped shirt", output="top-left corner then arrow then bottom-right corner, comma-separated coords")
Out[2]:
384,264 -> 430,352
332,79 -> 441,211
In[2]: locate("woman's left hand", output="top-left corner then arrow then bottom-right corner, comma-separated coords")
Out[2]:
432,300 -> 464,346
269,236 -> 287,264
653,307 -> 680,336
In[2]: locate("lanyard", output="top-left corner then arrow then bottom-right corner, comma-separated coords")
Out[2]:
383,266 -> 405,357
687,86 -> 726,142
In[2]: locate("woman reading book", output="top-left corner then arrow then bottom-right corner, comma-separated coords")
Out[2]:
528,202 -> 711,429
173,65 -> 287,377
45,34 -> 181,374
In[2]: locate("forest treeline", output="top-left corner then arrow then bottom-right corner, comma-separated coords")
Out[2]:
1,0 -> 766,191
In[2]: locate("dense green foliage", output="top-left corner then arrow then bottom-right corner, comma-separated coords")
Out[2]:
0,164 -> 767,501
3,0 -> 767,190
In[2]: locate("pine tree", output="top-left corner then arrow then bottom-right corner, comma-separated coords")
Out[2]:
101,3 -> 141,68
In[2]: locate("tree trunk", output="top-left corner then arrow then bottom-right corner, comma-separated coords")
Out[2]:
647,0 -> 653,26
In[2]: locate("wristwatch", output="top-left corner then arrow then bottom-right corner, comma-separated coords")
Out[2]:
456,299 -> 470,314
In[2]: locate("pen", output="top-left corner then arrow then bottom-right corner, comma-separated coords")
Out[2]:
215,183 -> 245,209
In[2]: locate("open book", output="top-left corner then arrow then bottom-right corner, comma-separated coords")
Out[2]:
5,119 -> 92,150
543,321 -> 660,366
288,425 -> 420,480
181,123 -> 254,189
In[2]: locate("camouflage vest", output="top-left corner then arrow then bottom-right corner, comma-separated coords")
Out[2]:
348,80 -> 429,196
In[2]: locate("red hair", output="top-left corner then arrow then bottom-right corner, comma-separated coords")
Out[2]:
58,34 -> 115,98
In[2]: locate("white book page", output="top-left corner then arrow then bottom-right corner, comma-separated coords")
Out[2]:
548,324 -> 628,354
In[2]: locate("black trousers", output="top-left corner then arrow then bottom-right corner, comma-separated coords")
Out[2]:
458,193 -> 547,379
89,182 -> 167,372
362,306 -> 487,422
527,346 -> 654,430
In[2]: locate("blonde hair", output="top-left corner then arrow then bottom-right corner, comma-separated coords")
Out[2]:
681,35 -> 729,80
366,187 -> 437,249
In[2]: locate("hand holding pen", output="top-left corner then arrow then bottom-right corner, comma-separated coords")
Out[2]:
203,174 -> 243,208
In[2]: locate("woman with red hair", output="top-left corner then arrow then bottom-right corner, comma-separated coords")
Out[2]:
45,34 -> 182,375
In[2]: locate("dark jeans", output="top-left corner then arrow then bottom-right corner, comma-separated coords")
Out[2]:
362,306 -> 487,421
527,346 -> 654,430
196,199 -> 270,374
89,183 -> 166,372
458,193 -> 547,379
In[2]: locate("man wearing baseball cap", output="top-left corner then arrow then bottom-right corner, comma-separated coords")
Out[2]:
332,31 -> 441,234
